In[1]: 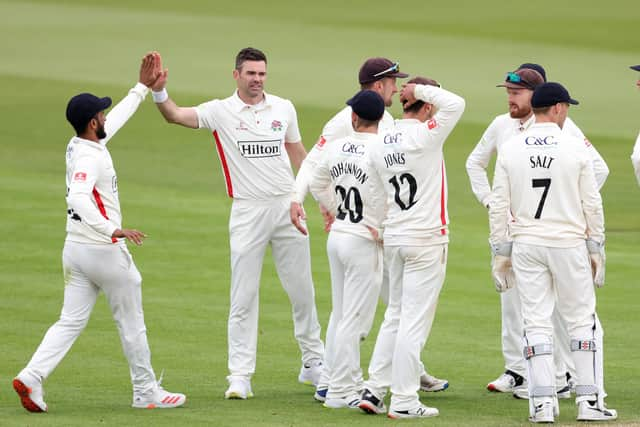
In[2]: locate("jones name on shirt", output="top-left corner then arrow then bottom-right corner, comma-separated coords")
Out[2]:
237,139 -> 282,158
330,162 -> 368,184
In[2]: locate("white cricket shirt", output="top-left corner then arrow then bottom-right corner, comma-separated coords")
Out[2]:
489,122 -> 604,248
309,132 -> 386,241
370,85 -> 466,246
65,83 -> 149,245
293,107 -> 394,203
466,114 -> 609,207
196,91 -> 301,200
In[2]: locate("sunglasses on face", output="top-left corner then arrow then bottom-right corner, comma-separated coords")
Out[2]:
373,62 -> 400,78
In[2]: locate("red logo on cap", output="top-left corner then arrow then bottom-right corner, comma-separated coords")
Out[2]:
427,118 -> 438,130
73,172 -> 87,181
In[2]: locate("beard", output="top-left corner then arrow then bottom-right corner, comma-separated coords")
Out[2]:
96,123 -> 107,139
509,103 -> 531,119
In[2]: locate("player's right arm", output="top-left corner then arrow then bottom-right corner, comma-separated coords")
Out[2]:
488,154 -> 511,245
631,132 -> 640,186
466,118 -> 500,207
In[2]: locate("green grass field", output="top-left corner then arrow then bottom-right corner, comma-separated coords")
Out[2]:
1,0 -> 639,425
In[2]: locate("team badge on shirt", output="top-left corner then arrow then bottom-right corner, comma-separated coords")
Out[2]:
73,172 -> 87,181
271,120 -> 283,132
427,118 -> 438,130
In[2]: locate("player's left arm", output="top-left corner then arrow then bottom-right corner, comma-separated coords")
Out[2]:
563,117 -> 609,189
101,52 -> 159,145
579,153 -> 606,286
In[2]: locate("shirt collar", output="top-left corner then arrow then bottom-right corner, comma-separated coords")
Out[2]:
231,90 -> 271,113
530,121 -> 561,131
516,114 -> 536,131
72,136 -> 105,150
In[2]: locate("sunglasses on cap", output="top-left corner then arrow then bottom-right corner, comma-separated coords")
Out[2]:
505,72 -> 535,89
373,62 -> 400,78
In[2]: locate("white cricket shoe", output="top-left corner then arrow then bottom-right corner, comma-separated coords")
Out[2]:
323,394 -> 361,409
529,399 -> 555,423
132,386 -> 186,409
358,388 -> 386,415
419,373 -> 449,392
487,371 -> 522,392
576,401 -> 618,421
313,385 -> 328,402
224,376 -> 253,400
298,359 -> 323,386
13,372 -> 47,413
388,403 -> 439,419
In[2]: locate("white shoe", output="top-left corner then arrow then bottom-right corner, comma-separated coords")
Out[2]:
298,360 -> 323,386
358,388 -> 386,415
313,385 -> 328,402
487,371 -> 521,392
529,399 -> 555,423
13,372 -> 47,413
224,376 -> 253,400
323,394 -> 361,409
419,373 -> 449,392
132,386 -> 186,409
576,401 -> 618,421
388,403 -> 439,419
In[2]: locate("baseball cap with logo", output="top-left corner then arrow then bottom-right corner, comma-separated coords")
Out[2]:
497,69 -> 545,90
66,93 -> 112,133
359,57 -> 409,84
346,90 -> 385,121
531,82 -> 579,108
630,65 -> 640,71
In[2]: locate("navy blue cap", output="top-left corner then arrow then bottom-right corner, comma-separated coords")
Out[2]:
631,65 -> 640,72
518,63 -> 547,82
346,90 -> 385,121
66,93 -> 112,133
531,82 -> 579,108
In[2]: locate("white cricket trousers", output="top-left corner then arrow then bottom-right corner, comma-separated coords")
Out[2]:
500,284 -> 575,384
324,231 -> 382,399
23,241 -> 156,394
365,244 -> 447,410
512,242 -> 597,396
227,196 -> 324,378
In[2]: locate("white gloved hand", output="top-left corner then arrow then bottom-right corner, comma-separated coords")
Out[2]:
490,241 -> 515,292
586,238 -> 606,288
492,255 -> 516,292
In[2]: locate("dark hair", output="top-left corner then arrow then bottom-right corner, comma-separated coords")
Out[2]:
532,106 -> 553,115
403,76 -> 440,113
235,47 -> 267,70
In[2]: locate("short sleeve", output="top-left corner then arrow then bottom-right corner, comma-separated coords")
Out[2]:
285,100 -> 302,143
196,101 -> 218,130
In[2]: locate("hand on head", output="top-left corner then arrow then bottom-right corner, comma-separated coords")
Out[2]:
400,83 -> 417,108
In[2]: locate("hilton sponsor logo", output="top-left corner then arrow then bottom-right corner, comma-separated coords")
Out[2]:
237,139 -> 282,158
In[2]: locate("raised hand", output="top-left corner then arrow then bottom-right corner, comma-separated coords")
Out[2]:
400,83 -> 417,108
151,51 -> 168,91
139,52 -> 159,88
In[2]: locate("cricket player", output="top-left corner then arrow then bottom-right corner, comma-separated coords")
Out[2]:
489,82 -> 617,423
631,64 -> 640,186
307,90 -> 387,409
291,57 -> 448,401
359,78 -> 465,419
150,48 -> 324,399
466,64 -> 609,397
12,53 -> 186,412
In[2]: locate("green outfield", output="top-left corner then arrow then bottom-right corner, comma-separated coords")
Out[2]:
1,0 -> 639,425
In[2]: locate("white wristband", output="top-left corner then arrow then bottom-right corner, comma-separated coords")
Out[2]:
152,88 -> 168,103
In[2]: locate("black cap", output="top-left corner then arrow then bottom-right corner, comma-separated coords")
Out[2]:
630,65 -> 640,72
346,90 -> 385,121
531,82 -> 579,108
359,57 -> 409,84
66,93 -> 112,133
518,63 -> 547,82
